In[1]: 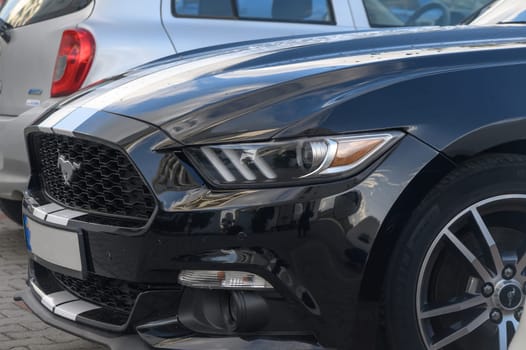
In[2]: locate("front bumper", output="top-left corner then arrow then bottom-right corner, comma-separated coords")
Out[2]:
21,110 -> 440,349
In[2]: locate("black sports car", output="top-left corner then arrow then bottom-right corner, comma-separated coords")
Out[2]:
17,25 -> 526,350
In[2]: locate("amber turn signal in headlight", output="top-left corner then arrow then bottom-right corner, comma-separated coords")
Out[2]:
185,131 -> 403,187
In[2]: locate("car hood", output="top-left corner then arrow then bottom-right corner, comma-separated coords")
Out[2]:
57,25 -> 526,145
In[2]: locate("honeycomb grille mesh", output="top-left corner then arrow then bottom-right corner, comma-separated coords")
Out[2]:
54,273 -> 143,314
35,133 -> 155,219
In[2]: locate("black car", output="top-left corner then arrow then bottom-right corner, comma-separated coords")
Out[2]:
17,25 -> 526,350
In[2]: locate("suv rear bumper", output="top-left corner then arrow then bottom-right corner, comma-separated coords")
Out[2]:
0,102 -> 57,200
0,112 -> 31,200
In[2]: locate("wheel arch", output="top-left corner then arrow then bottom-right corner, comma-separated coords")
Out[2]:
442,118 -> 526,161
360,120 -> 526,302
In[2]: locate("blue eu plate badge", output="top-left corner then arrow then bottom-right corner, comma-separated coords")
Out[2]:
23,215 -> 32,252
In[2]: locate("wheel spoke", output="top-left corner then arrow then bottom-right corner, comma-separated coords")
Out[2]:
444,228 -> 493,282
499,322 -> 508,350
420,295 -> 487,319
430,310 -> 489,349
510,318 -> 519,332
516,254 -> 526,276
471,208 -> 505,274
498,320 -> 518,350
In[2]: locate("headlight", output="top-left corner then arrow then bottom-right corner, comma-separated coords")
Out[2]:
185,131 -> 403,187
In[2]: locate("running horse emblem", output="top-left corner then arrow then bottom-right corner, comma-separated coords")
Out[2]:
57,155 -> 81,186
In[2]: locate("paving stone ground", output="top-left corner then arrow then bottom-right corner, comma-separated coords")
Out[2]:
0,211 -> 106,350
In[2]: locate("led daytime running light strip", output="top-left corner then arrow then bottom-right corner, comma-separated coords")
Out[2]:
199,133 -> 398,183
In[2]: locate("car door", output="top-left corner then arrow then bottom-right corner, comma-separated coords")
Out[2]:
161,0 -> 356,53
0,0 -> 94,118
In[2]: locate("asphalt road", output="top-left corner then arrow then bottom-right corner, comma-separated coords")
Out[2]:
0,210 -> 105,350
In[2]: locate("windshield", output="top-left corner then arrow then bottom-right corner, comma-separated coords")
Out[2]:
363,0 -> 495,27
0,0 -> 91,28
467,0 -> 526,24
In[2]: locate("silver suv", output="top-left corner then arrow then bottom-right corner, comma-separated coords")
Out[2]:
0,0 -> 493,223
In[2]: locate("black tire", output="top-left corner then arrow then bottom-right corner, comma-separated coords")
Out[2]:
386,154 -> 526,350
0,198 -> 23,225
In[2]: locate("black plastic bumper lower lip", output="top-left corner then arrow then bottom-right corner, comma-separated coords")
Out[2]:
16,288 -> 151,350
16,287 -> 323,350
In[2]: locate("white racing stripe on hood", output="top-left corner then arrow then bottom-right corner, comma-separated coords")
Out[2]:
51,108 -> 99,136
37,107 -> 96,135
36,51 -> 273,132
38,107 -> 78,132
79,52 -> 268,111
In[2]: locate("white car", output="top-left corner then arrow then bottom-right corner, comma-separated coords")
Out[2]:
0,0 -> 493,223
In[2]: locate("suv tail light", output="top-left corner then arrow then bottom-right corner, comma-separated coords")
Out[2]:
51,29 -> 95,97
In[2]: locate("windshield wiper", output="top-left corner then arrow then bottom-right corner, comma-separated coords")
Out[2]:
0,18 -> 12,43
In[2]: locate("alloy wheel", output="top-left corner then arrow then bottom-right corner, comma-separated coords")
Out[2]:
417,194 -> 526,350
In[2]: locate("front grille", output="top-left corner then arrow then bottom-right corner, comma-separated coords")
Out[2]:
34,133 -> 155,219
54,273 -> 147,314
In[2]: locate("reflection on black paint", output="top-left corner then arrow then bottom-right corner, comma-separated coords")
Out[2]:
251,207 -> 275,233
298,202 -> 314,238
152,153 -> 198,193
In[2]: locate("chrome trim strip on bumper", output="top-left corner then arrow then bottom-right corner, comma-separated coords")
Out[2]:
30,279 -> 100,321
46,209 -> 86,226
41,291 -> 79,313
33,203 -> 63,220
55,300 -> 100,321
28,202 -> 86,227
29,280 -> 46,300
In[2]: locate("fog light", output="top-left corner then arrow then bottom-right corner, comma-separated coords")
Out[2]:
178,270 -> 273,290
228,291 -> 269,331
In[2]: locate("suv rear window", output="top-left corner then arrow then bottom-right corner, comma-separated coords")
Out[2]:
0,0 -> 92,28
173,0 -> 334,24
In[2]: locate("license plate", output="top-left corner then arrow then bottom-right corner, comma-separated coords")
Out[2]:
23,216 -> 83,273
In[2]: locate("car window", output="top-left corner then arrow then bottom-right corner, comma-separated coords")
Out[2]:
363,0 -> 494,26
173,0 -> 334,24
0,0 -> 92,28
